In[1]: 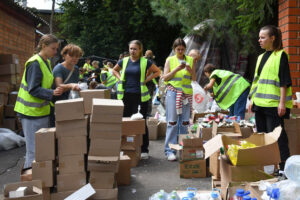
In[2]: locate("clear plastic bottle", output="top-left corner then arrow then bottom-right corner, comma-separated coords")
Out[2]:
149,190 -> 168,200
167,190 -> 180,200
284,155 -> 300,183
182,187 -> 197,200
209,192 -> 220,200
242,196 -> 251,200
233,189 -> 245,200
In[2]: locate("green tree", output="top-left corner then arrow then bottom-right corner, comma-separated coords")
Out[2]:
57,0 -> 182,65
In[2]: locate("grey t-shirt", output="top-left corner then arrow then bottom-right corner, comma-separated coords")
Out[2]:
53,63 -> 79,101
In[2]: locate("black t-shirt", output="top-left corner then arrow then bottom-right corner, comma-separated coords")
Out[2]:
252,51 -> 291,118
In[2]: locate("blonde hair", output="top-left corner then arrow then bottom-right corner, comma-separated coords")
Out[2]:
92,60 -> 99,66
61,44 -> 84,58
129,40 -> 143,58
36,34 -> 58,53
188,49 -> 201,61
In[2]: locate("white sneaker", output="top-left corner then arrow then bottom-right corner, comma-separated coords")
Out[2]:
141,153 -> 149,160
167,153 -> 176,161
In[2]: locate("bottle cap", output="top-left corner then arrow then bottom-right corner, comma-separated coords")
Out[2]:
211,192 -> 219,198
243,196 -> 251,200
236,189 -> 245,197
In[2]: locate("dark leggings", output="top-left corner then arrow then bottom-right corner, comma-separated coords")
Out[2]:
123,93 -> 149,153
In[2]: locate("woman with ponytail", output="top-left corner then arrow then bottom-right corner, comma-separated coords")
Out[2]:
248,25 -> 292,170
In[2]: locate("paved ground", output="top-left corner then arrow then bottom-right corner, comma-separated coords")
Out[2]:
0,139 -> 211,199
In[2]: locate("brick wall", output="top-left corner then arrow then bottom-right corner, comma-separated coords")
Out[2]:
0,8 -> 35,76
279,0 -> 300,94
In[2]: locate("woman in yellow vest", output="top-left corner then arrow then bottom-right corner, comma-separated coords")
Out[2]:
14,34 -> 63,169
163,38 -> 196,161
112,40 -> 160,159
249,25 -> 292,170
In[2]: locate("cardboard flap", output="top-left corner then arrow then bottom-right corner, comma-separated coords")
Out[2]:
88,156 -> 119,162
267,126 -> 282,141
212,121 -> 218,137
4,180 -> 43,197
233,122 -> 241,133
204,134 -> 223,159
182,138 -> 203,147
169,143 -> 182,151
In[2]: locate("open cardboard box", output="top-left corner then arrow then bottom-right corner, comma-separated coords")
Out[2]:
88,156 -> 119,172
4,180 -> 43,200
204,126 -> 282,166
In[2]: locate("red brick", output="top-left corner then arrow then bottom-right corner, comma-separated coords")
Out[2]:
282,31 -> 298,39
281,24 -> 300,32
283,39 -> 300,47
290,55 -> 300,62
290,63 -> 298,70
292,78 -> 298,86
291,71 -> 300,78
292,87 -> 300,93
279,15 -> 297,26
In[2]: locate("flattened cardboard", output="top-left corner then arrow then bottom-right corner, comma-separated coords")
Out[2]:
121,135 -> 143,150
180,159 -> 206,178
59,155 -> 85,174
32,161 -> 54,187
89,122 -> 122,139
91,99 -> 123,123
87,156 -> 119,172
55,98 -> 85,121
89,138 -> 121,157
4,180 -> 43,200
58,136 -> 87,157
122,118 -> 145,135
55,117 -> 87,138
90,188 -> 118,200
4,105 -> 16,117
79,89 -> 111,114
35,128 -> 55,161
204,126 -> 282,166
57,172 -> 86,192
89,172 -> 115,189
116,155 -> 131,186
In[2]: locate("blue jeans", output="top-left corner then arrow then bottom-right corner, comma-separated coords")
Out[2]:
229,87 -> 250,119
164,90 -> 190,156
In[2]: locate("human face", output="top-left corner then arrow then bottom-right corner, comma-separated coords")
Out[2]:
43,42 -> 59,58
64,54 -> 80,66
129,43 -> 141,59
174,45 -> 186,59
204,72 -> 210,78
258,29 -> 275,51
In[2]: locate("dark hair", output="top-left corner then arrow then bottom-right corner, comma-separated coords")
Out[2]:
36,34 -> 58,53
172,38 -> 186,50
129,40 -> 143,58
86,57 -> 91,61
103,60 -> 108,65
260,25 -> 283,51
204,63 -> 217,74
61,44 -> 83,58
123,51 -> 129,57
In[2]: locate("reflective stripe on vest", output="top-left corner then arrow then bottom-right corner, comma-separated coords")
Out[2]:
14,54 -> 53,116
251,50 -> 293,108
117,57 -> 151,102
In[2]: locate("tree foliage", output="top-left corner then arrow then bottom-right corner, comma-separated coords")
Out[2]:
150,0 -> 277,53
57,0 -> 182,65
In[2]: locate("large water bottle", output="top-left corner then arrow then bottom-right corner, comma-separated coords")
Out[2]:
284,155 -> 300,183
242,196 -> 251,200
182,187 -> 197,200
149,190 -> 168,200
167,190 -> 180,200
209,192 -> 220,200
232,189 -> 250,200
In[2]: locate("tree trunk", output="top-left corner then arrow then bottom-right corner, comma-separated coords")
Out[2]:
50,0 -> 55,34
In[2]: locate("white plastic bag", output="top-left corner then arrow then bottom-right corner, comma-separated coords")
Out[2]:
68,90 -> 80,99
191,81 -> 209,113
0,128 -> 25,151
130,106 -> 143,120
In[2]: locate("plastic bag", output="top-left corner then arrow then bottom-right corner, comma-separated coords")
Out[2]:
191,81 -> 209,113
0,128 -> 25,151
152,86 -> 160,105
68,90 -> 80,99
130,106 -> 143,120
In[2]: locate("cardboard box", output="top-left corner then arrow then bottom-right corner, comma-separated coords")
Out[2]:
89,122 -> 122,139
204,126 -> 282,166
180,159 -> 207,178
4,105 -> 16,117
90,99 -> 124,123
79,89 -> 111,114
57,172 -> 86,192
116,155 -> 131,186
8,91 -> 18,105
32,161 -> 54,187
0,82 -> 12,94
0,74 -> 16,84
59,155 -> 85,174
158,121 -> 167,138
0,93 -> 8,105
20,168 -> 32,182
90,188 -> 118,200
0,54 -> 19,65
87,156 -> 119,173
121,134 -> 143,150
209,151 -> 220,178
123,148 -> 141,167
285,118 -> 300,155
147,118 -> 159,140
50,191 -> 74,200
58,136 -> 87,157
35,128 -> 55,162
122,118 -> 145,135
55,98 -> 85,121
89,138 -> 121,157
55,117 -> 87,138
0,104 -> 4,126
0,64 -> 17,75
4,180 -> 43,200
3,118 -> 16,130
89,172 -> 115,189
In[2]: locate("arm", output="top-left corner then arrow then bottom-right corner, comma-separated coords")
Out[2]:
112,64 -> 122,80
278,86 -> 287,117
145,64 -> 161,83
54,77 -> 80,92
162,58 -> 185,81
204,78 -> 216,91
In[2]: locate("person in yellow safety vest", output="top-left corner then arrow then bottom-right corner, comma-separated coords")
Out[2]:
112,40 -> 160,160
83,57 -> 94,75
203,64 -> 250,119
100,66 -> 118,89
14,34 -> 63,169
88,60 -> 100,83
248,25 -> 292,170
162,38 -> 196,161
102,59 -> 109,70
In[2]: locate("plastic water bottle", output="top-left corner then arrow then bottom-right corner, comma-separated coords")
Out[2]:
233,189 -> 250,200
242,196 -> 251,200
167,191 -> 180,200
284,155 -> 300,183
182,187 -> 197,200
149,190 -> 168,200
209,192 -> 220,200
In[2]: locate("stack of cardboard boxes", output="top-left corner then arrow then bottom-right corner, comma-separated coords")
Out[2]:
0,54 -> 21,87
55,98 -> 87,194
88,99 -> 124,199
121,118 -> 145,167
